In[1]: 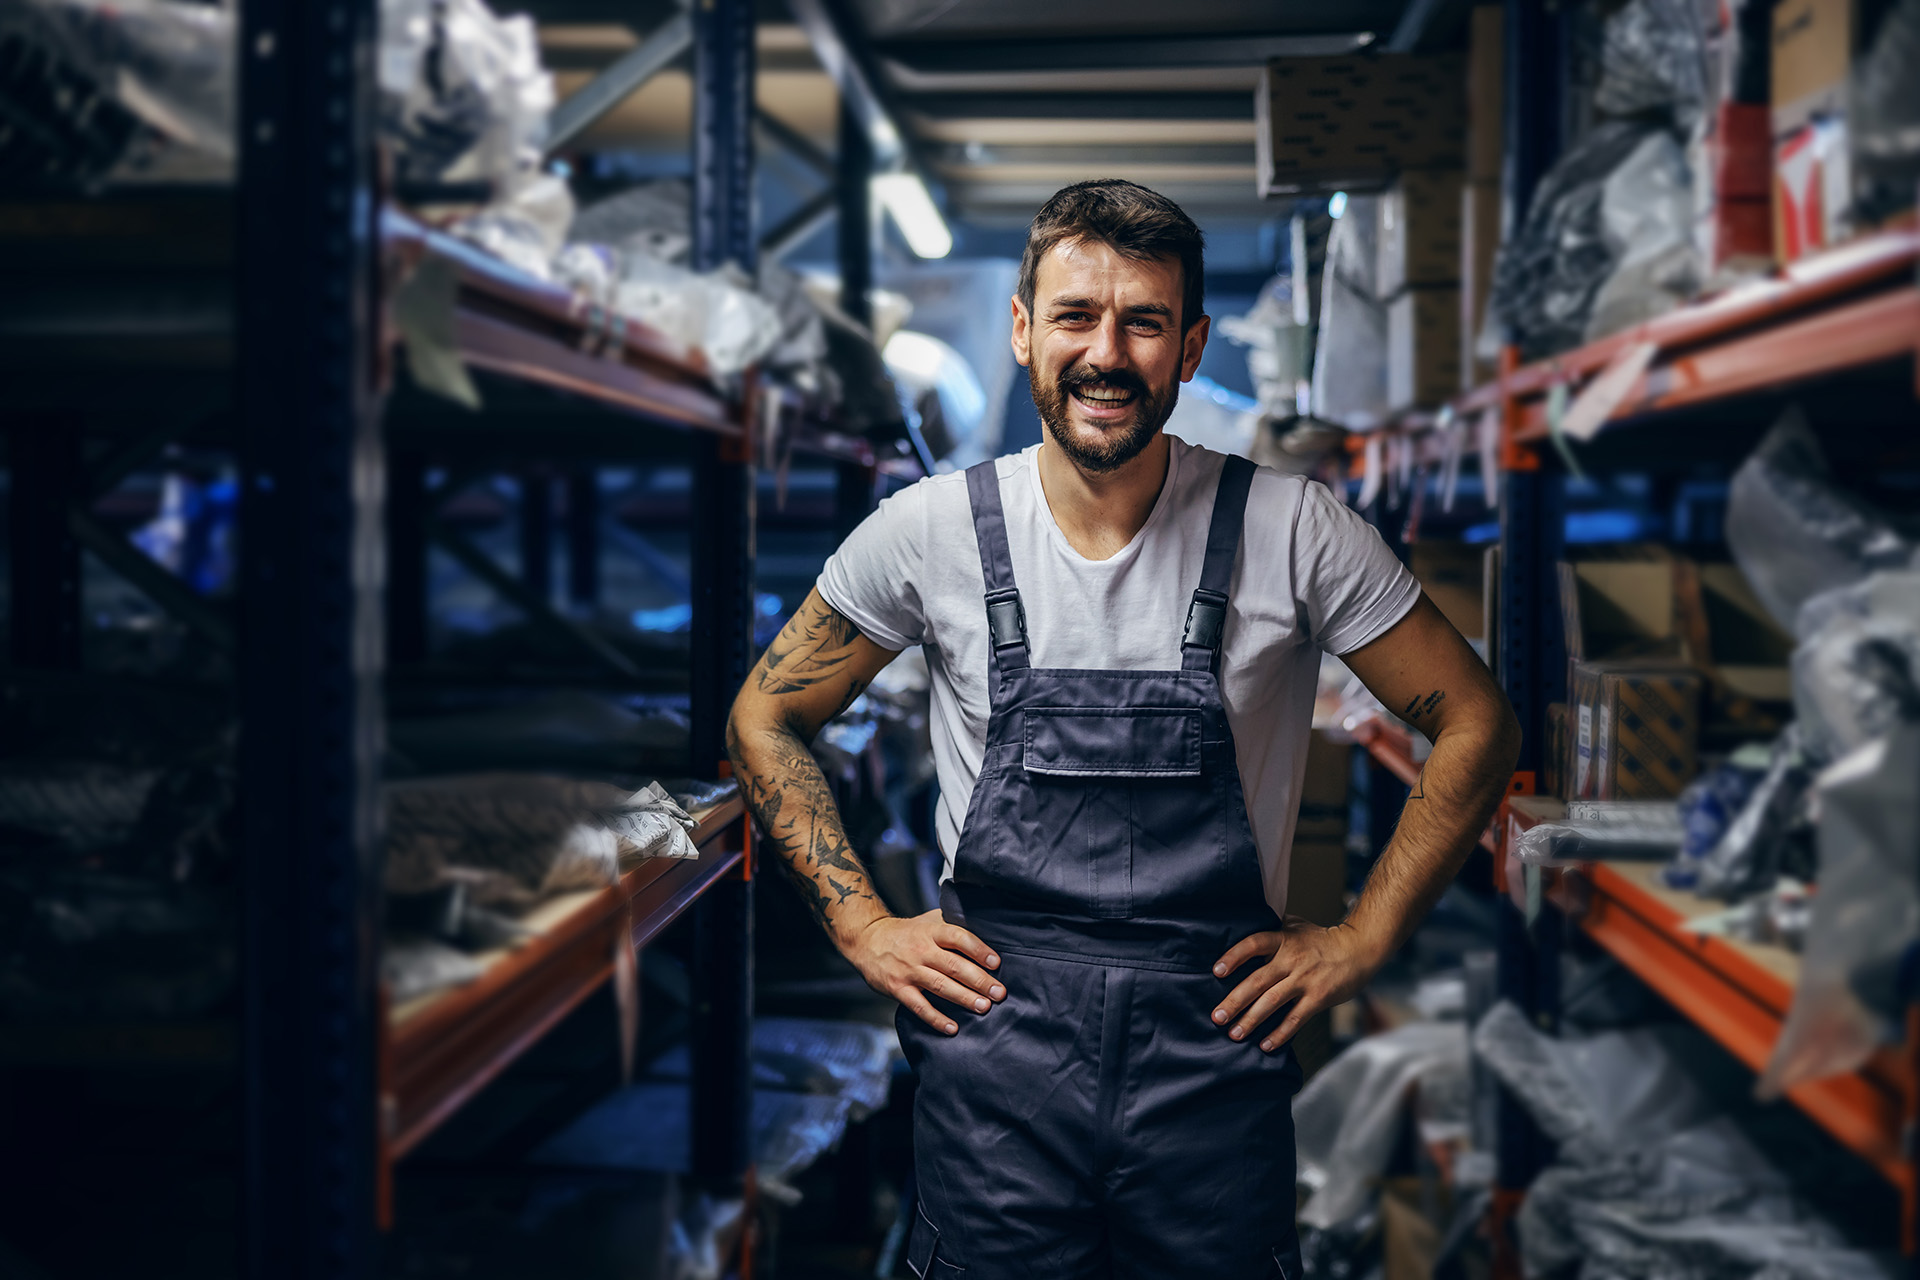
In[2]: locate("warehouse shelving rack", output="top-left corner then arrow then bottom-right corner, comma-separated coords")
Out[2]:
1348,216 -> 1920,1272
0,0 -> 827,1275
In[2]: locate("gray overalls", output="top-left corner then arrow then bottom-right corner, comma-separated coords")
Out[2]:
900,454 -> 1304,1279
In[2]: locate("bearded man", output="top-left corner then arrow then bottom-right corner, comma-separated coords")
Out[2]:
728,179 -> 1519,1279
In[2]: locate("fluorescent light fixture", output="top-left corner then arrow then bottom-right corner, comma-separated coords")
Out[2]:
873,172 -> 953,259
1328,191 -> 1348,220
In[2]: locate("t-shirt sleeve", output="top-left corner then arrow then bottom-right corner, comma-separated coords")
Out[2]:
815,480 -> 928,652
1292,478 -> 1423,655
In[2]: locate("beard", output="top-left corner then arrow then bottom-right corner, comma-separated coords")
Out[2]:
1030,359 -> 1180,474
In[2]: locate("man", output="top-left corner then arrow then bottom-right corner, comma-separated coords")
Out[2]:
728,179 -> 1519,1279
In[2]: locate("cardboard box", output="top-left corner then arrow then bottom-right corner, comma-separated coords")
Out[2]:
1545,702 -> 1570,800
1410,542 -> 1485,641
1692,563 -> 1795,701
1772,0 -> 1853,135
1466,5 -> 1504,182
1460,177 -> 1501,388
1387,285 -> 1461,410
1693,100 -> 1775,276
1570,659 -> 1702,799
1257,54 -> 1466,194
1558,560 -> 1687,665
1379,169 -> 1465,296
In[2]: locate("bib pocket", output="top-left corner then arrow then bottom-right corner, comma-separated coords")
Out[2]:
1022,707 -> 1202,779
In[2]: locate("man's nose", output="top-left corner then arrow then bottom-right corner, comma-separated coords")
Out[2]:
1084,313 -> 1125,370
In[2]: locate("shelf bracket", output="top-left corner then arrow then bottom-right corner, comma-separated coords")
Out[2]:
424,514 -> 642,680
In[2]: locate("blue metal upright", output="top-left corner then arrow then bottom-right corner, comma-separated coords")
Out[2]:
688,0 -> 758,1202
235,0 -> 384,1271
1493,0 -> 1573,1210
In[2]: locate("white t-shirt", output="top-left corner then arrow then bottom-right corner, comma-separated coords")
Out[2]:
817,436 -> 1421,916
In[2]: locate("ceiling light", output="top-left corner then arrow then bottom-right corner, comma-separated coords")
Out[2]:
1329,191 -> 1348,220
872,172 -> 953,259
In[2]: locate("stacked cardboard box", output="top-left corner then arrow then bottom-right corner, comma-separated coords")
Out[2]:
1379,170 -> 1465,410
1256,54 -> 1465,195
1553,557 -> 1794,800
1771,0 -> 1855,262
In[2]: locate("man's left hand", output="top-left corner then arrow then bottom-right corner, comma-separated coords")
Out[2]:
1209,921 -> 1383,1053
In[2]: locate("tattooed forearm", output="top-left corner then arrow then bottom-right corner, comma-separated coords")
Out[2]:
1401,689 -> 1447,723
729,718 -> 884,947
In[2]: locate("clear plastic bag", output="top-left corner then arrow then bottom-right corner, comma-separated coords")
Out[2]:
1594,0 -> 1715,131
1692,724 -> 1818,900
1488,121 -> 1662,360
451,169 -> 575,281
1292,1020 -> 1467,1229
1762,723 -> 1920,1098
4,0 -> 235,158
1585,130 -> 1700,341
1791,571 -> 1920,765
1725,408 -> 1917,632
1473,1002 -> 1895,1280
379,0 -> 552,189
1309,195 -> 1388,429
1849,0 -> 1920,225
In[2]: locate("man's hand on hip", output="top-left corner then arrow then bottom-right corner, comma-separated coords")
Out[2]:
1209,920 -> 1383,1053
851,911 -> 1005,1035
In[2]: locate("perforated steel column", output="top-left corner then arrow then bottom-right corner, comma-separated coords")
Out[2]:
689,0 -> 757,1199
236,0 -> 384,1269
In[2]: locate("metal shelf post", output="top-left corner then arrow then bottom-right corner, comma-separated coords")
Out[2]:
688,0 -> 757,1206
5,418 -> 84,668
236,0 -> 384,1270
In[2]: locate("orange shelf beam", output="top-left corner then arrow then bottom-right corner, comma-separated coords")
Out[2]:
377,798 -> 747,1218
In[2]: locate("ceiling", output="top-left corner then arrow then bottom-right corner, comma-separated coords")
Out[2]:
537,0 -> 1468,229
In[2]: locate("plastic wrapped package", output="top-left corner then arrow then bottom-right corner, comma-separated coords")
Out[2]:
1,0 -> 234,160
1663,753 -> 1768,889
1791,571 -> 1920,765
1593,0 -> 1714,131
0,762 -> 161,854
570,178 -> 693,265
1218,276 -> 1309,420
1487,121 -> 1660,360
1692,724 -> 1818,900
1725,410 -> 1918,632
1473,1002 -> 1894,1280
1849,0 -> 1920,225
383,774 -> 696,911
451,169 -> 574,281
378,0 -> 551,189
1762,723 -> 1920,1098
551,245 -> 784,376
1584,130 -> 1700,341
1514,800 -> 1684,866
1293,1021 -> 1468,1229
1309,195 -> 1388,429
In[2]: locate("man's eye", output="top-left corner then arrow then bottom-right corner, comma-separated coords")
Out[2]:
1128,319 -> 1163,333
1054,312 -> 1091,323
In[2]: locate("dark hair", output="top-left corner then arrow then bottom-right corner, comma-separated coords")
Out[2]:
1017,179 -> 1206,332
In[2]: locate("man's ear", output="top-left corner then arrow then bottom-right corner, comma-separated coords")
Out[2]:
1179,314 -> 1210,382
1010,295 -> 1032,368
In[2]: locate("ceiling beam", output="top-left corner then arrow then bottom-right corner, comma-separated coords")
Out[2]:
873,31 -> 1372,77
899,91 -> 1253,121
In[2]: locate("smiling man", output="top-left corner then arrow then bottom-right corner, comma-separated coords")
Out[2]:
728,180 -> 1519,1279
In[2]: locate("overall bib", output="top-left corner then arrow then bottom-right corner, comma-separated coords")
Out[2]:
899,455 -> 1304,1280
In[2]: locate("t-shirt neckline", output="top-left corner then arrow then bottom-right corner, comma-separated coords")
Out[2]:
1022,437 -> 1185,569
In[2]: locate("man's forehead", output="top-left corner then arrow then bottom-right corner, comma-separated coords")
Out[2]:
1035,237 -> 1183,300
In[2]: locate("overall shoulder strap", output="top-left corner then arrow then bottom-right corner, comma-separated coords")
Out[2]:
1182,454 -> 1256,673
965,460 -> 1031,672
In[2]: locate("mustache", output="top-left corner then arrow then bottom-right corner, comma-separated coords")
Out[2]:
1057,365 -> 1149,397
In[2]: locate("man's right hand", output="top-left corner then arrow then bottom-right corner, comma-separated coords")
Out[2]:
849,911 -> 1005,1035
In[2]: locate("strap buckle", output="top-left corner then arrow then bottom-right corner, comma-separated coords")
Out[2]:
1183,589 -> 1228,650
985,588 -> 1028,651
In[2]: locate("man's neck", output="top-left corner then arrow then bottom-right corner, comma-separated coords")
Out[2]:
1034,433 -> 1172,561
